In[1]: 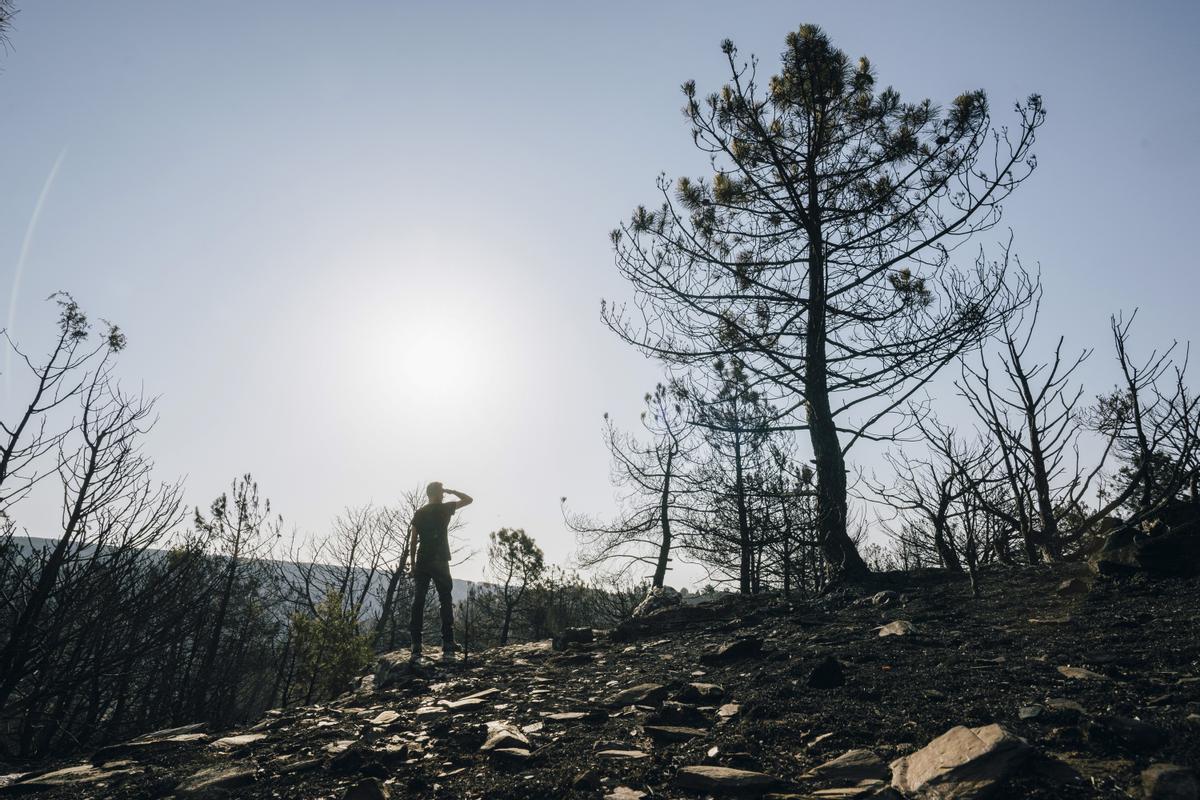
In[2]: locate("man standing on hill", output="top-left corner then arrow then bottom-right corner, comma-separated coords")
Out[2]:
409,481 -> 473,663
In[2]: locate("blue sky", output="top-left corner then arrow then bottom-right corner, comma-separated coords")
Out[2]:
1,1 -> 1197,584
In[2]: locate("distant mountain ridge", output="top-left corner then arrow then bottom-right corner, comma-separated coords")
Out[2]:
10,535 -> 481,609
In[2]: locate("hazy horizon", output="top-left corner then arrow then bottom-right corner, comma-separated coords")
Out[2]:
2,1 -> 1198,586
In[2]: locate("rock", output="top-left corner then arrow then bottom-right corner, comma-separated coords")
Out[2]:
889,723 -> 1033,799
1090,525 -> 1200,577
1138,532 -> 1200,577
132,722 -> 207,741
644,725 -> 708,742
278,756 -> 323,774
807,784 -> 898,799
632,585 -> 682,617
1083,715 -> 1168,753
1090,525 -> 1146,575
209,732 -> 267,748
553,627 -> 595,650
605,788 -> 648,800
1018,705 -> 1043,720
480,721 -> 529,751
808,656 -> 846,689
1056,578 -> 1091,596
175,765 -> 256,797
1142,763 -> 1199,800
604,682 -> 669,707
718,703 -> 740,719
872,590 -> 901,607
612,599 -> 733,641
674,765 -> 783,795
440,696 -> 488,711
700,637 -> 764,665
1057,665 -> 1107,680
343,777 -> 390,800
373,652 -> 418,690
597,749 -> 651,759
804,749 -> 890,785
7,764 -> 138,791
369,710 -> 401,726
678,682 -> 726,703
877,620 -> 915,637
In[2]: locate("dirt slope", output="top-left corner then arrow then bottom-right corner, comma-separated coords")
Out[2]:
3,564 -> 1198,799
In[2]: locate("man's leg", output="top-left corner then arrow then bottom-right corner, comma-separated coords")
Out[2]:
431,561 -> 456,655
409,564 -> 432,655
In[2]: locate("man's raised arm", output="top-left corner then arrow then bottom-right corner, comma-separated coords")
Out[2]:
445,488 -> 473,510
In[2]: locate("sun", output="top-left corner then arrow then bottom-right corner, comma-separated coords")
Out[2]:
399,315 -> 478,395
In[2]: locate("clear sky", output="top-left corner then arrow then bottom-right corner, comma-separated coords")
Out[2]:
2,1 -> 1198,585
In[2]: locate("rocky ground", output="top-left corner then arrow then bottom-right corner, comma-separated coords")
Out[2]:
2,563 -> 1198,799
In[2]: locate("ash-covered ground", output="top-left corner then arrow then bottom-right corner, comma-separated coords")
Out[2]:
4,564 -> 1198,799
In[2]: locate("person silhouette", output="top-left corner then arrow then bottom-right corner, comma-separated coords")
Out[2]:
408,481 -> 472,663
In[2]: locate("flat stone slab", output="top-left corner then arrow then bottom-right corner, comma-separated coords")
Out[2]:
547,711 -> 588,721
441,696 -> 489,710
645,725 -> 708,742
597,749 -> 651,759
175,765 -> 256,797
604,683 -> 669,707
9,764 -> 139,789
1057,666 -> 1107,680
674,765 -> 782,795
210,732 -> 267,748
803,749 -> 889,784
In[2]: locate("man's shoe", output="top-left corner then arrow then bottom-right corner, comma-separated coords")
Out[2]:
408,653 -> 436,673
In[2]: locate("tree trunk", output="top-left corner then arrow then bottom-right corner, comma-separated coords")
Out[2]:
733,431 -> 752,593
1009,341 -> 1061,561
806,226 -> 869,581
780,497 -> 792,597
933,496 -> 962,572
652,446 -> 674,588
499,605 -> 513,646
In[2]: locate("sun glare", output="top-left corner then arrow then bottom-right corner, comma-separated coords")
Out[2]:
400,316 -> 477,394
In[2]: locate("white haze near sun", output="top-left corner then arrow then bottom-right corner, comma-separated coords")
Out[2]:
1,1 -> 1198,586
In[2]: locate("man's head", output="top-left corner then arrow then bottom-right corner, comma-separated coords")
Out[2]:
426,481 -> 444,503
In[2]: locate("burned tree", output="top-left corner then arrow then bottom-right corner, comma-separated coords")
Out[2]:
565,384 -> 698,587
605,25 -> 1041,579
869,419 -> 987,572
486,528 -> 544,646
1090,312 -> 1199,524
684,359 -> 777,593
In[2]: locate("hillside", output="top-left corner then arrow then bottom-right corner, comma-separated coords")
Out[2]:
3,564 -> 1198,799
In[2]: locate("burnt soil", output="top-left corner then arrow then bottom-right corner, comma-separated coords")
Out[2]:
4,563 -> 1198,798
